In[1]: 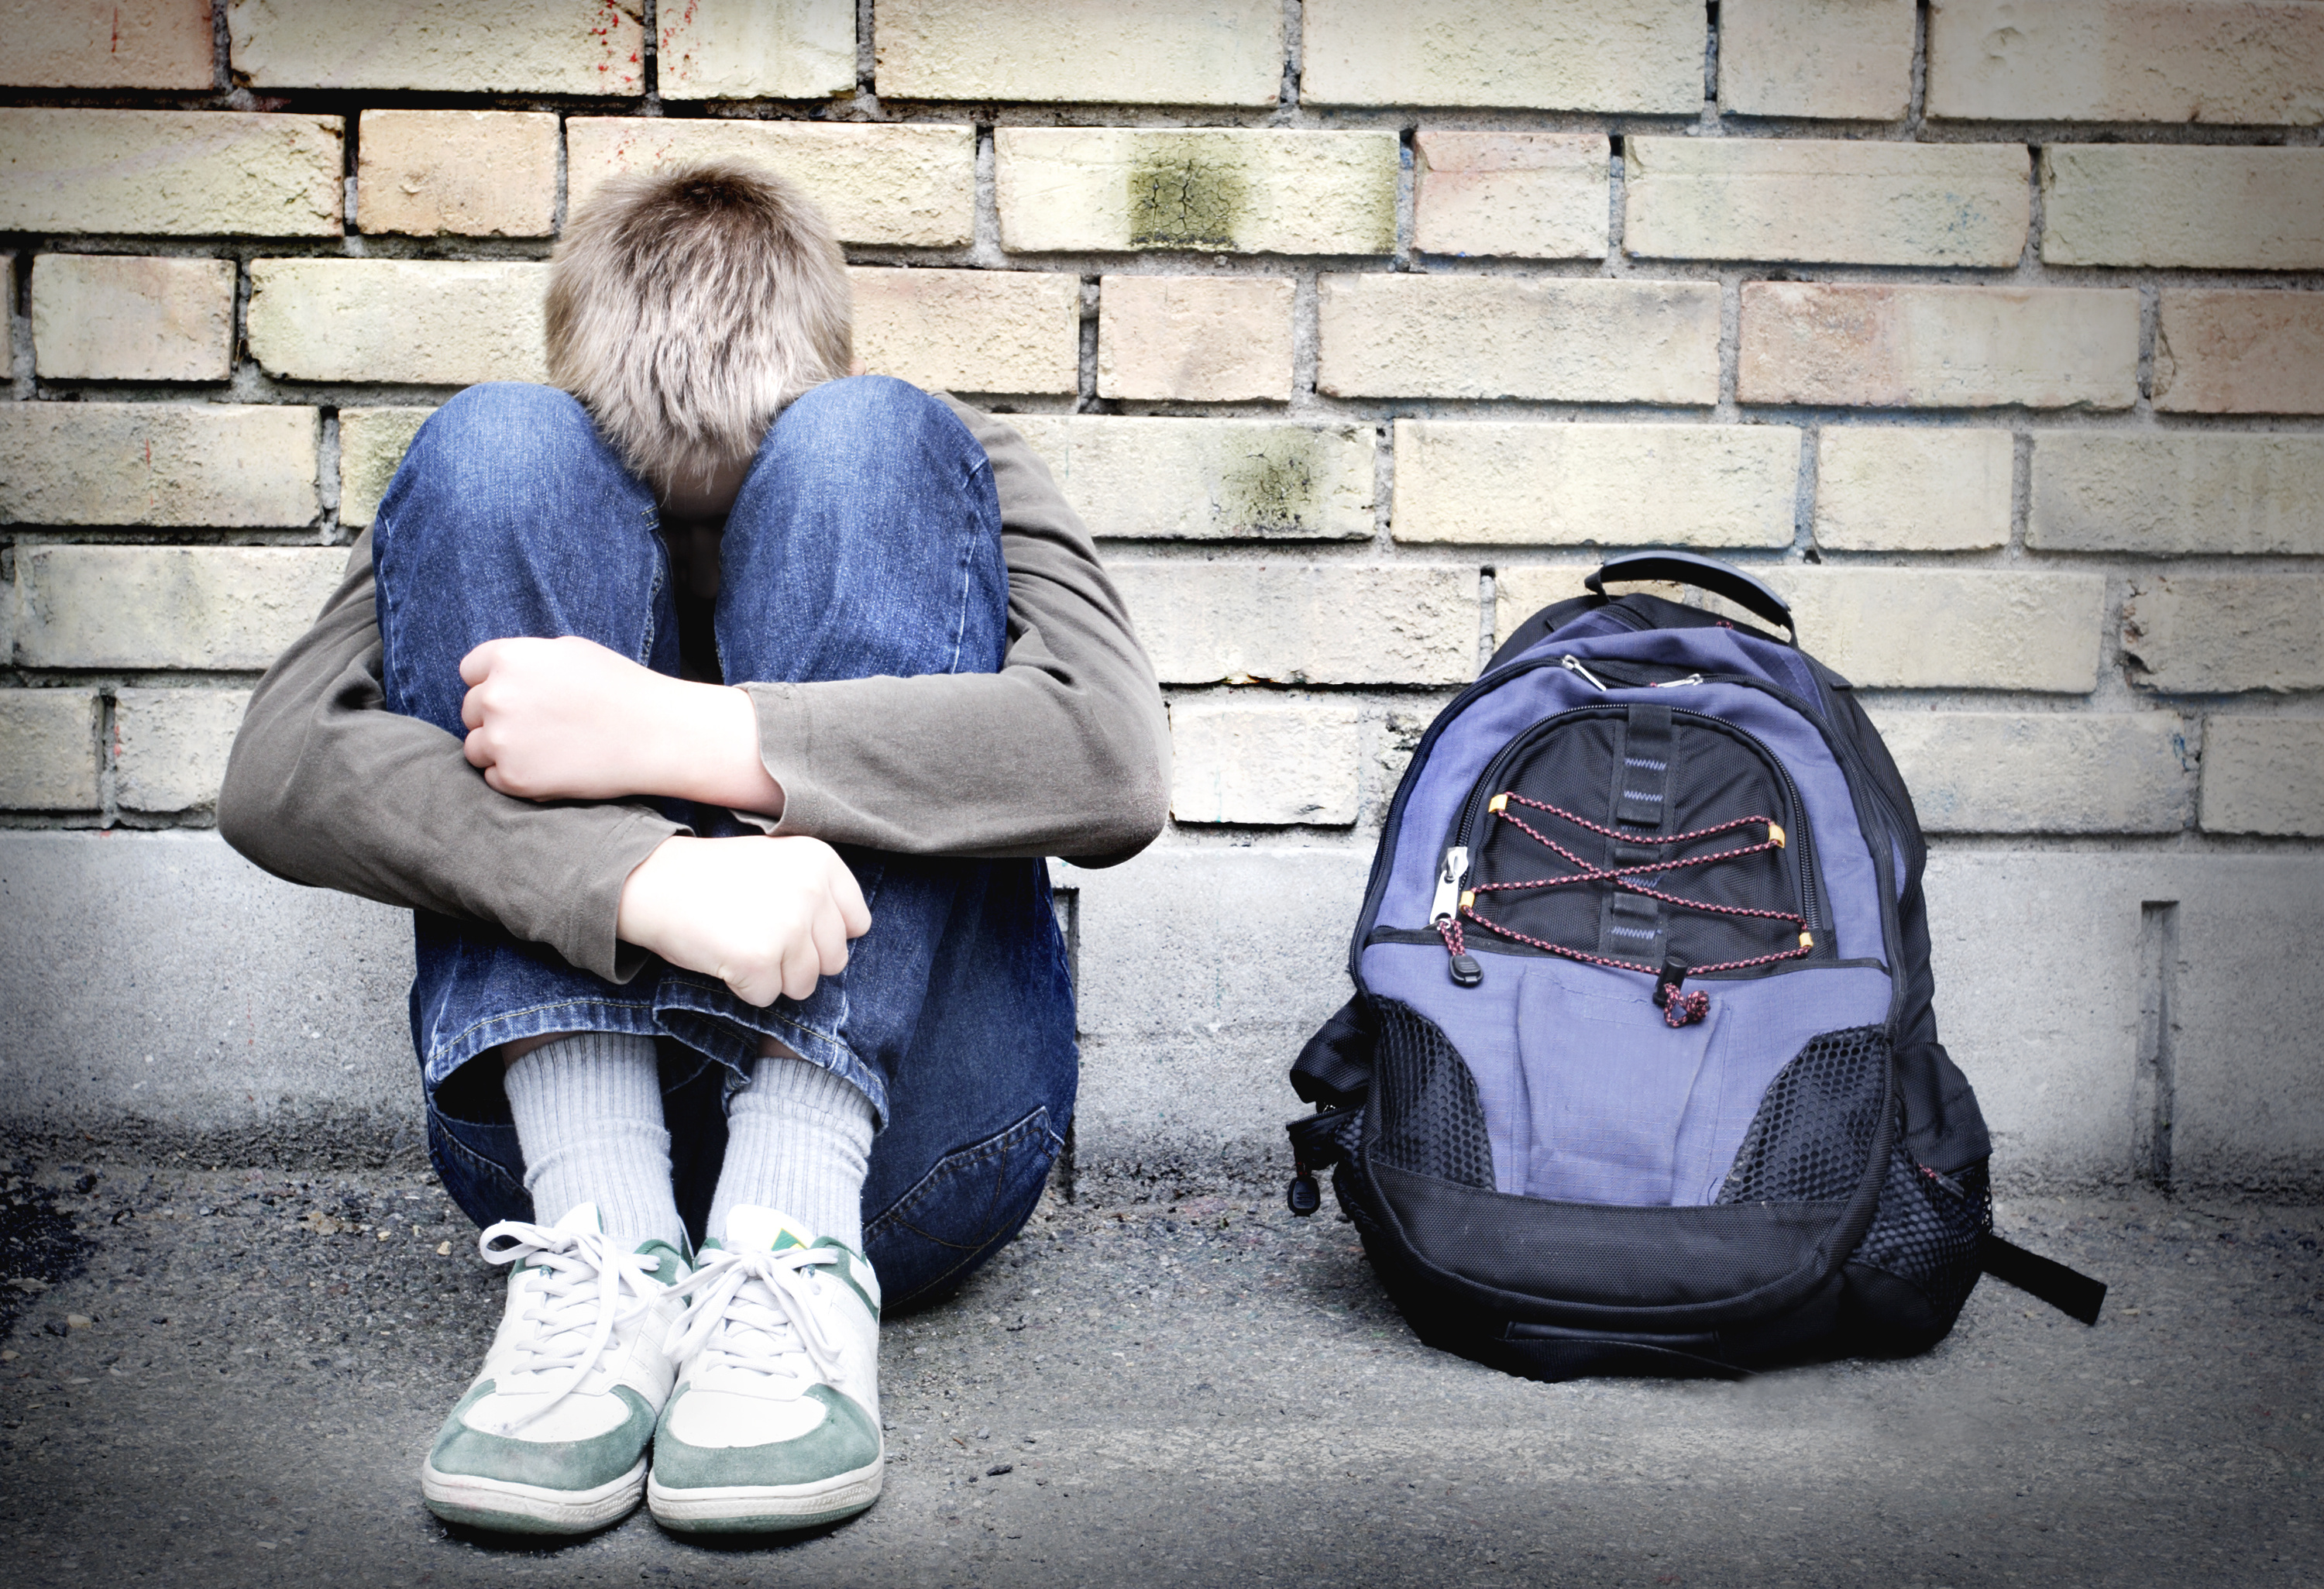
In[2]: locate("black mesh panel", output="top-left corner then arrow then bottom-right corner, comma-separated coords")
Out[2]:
1853,1144 -> 1991,1318
1716,1026 -> 1889,1205
1370,999 -> 1496,1189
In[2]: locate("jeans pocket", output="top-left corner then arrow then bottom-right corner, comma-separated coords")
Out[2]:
864,1107 -> 1062,1312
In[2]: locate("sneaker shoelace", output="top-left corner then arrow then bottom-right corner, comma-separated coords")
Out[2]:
663,1245 -> 847,1398
475,1219 -> 667,1435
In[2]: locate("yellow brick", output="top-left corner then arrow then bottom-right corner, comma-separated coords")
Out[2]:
2156,291 -> 2324,414
849,268 -> 1078,396
31,254 -> 235,382
1009,416 -> 1375,540
1814,428 -> 2013,552
1717,0 -> 1915,119
1303,0 -> 1702,111
229,0 -> 645,95
2041,146 -> 2324,269
995,129 -> 1396,256
1739,283 -> 2138,409
1762,568 -> 2106,690
659,0 -> 854,100
0,108 -> 342,236
0,690 -> 101,811
1098,276 -> 1294,403
1491,563 -> 1599,650
1414,132 -> 1608,260
339,408 -> 436,529
2123,576 -> 2324,693
2029,434 -> 2324,556
246,260 -> 550,387
1318,275 -> 1720,404
0,404 -> 317,528
1928,0 -> 2324,125
2200,718 -> 2324,835
1625,139 -> 2028,266
113,689 -> 252,813
1113,563 -> 1478,685
876,0 -> 1283,106
357,111 -> 558,238
1169,696 -> 1365,826
1392,421 -> 1800,548
0,0 -> 213,89
1865,710 -> 2192,833
567,119 -> 975,247
15,547 -> 347,670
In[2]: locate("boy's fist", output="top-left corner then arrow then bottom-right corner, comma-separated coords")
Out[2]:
617,834 -> 871,1006
457,636 -> 781,815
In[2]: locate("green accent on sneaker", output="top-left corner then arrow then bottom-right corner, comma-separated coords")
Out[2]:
810,1239 -> 880,1322
650,1384 -> 880,1494
634,1238 -> 689,1285
427,1381 -> 657,1493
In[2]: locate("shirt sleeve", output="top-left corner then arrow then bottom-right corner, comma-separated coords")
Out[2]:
740,397 -> 1171,865
216,395 -> 1170,978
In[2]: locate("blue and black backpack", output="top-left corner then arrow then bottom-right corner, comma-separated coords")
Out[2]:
1287,552 -> 2103,1381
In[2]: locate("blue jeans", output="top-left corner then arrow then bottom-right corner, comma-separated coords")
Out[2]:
372,378 -> 1078,1308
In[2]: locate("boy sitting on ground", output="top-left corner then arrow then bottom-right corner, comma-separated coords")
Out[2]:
220,163 -> 1167,1535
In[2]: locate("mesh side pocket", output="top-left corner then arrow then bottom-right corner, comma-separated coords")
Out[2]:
1370,999 -> 1496,1189
1716,1026 -> 1889,1205
1853,1143 -> 1991,1319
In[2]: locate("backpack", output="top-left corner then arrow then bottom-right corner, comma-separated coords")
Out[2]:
1285,552 -> 2103,1382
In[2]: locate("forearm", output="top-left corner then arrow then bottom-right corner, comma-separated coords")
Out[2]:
218,537 -> 684,982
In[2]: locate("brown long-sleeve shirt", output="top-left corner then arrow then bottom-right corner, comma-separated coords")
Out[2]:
217,397 -> 1171,983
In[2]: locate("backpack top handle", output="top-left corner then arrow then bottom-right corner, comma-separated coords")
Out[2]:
1587,551 -> 1795,641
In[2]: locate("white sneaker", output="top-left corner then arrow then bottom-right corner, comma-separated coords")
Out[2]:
648,1206 -> 883,1534
419,1204 -> 689,1534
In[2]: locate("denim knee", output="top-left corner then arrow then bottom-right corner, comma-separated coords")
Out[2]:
420,382 -> 600,462
763,375 -> 964,463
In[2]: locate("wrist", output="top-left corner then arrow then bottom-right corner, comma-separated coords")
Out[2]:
640,680 -> 784,817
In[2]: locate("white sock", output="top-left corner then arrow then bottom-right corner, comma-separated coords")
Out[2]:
503,1031 -> 687,1251
709,1053 -> 875,1252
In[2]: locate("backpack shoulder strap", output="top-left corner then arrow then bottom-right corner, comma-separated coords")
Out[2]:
1983,1235 -> 2107,1326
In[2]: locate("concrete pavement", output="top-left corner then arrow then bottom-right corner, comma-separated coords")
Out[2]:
2,1156 -> 2319,1587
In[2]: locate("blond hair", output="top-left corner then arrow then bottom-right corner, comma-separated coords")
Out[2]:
545,161 -> 852,500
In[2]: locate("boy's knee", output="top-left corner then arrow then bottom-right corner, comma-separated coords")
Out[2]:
770,375 -> 958,459
421,383 -> 597,465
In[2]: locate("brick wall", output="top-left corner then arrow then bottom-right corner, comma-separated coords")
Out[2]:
5,0 -> 2318,838
2,2 -> 2320,1187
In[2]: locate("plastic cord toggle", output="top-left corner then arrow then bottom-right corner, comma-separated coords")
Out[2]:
1653,957 -> 1710,1027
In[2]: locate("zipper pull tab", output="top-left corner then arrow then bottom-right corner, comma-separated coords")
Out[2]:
1287,1163 -> 1322,1216
1650,672 -> 1705,689
1560,655 -> 1610,692
1430,845 -> 1470,924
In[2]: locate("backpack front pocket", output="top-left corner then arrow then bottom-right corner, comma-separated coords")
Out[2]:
1514,965 -> 1726,1205
1439,700 -> 1826,992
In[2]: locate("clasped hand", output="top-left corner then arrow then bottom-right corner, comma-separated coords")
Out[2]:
459,636 -> 868,1006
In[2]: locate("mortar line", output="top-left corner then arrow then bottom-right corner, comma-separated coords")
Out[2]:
1077,274 -> 1101,411
1701,0 -> 1721,131
1907,0 -> 1931,135
1280,0 -> 1303,115
2134,282 -> 2160,414
1394,126 -> 1416,268
95,686 -> 119,831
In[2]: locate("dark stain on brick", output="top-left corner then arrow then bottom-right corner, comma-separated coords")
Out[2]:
1128,145 -> 1247,249
1222,437 -> 1322,536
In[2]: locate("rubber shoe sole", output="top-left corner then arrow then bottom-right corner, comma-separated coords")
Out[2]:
646,1458 -> 882,1534
421,1456 -> 646,1535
